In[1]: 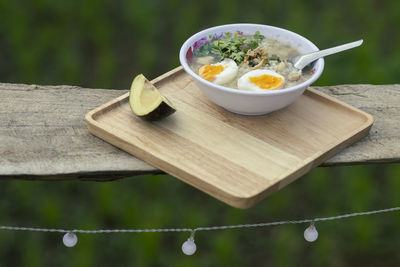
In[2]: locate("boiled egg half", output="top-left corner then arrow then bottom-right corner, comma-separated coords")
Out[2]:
198,58 -> 238,85
238,69 -> 285,91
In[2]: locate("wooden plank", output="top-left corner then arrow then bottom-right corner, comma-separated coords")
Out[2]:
0,83 -> 158,181
0,78 -> 399,181
316,84 -> 400,166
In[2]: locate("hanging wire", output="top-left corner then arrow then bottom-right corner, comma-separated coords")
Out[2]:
0,206 -> 398,234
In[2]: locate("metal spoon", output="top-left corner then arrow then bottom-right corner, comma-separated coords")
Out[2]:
291,39 -> 363,70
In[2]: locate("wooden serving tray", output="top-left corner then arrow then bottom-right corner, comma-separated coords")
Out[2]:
85,67 -> 373,208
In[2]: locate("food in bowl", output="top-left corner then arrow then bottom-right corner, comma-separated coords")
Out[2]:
187,31 -> 312,91
179,24 -> 324,115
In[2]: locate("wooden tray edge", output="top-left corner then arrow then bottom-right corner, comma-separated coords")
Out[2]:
307,87 -> 374,126
302,87 -> 374,163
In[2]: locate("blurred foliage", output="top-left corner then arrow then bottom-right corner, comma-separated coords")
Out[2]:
0,167 -> 400,266
0,0 -> 399,266
1,0 -> 400,88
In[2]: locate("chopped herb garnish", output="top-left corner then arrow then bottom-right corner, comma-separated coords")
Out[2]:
192,31 -> 265,64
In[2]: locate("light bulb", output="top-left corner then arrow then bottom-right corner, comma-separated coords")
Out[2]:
182,239 -> 197,255
304,224 -> 318,242
63,232 -> 78,247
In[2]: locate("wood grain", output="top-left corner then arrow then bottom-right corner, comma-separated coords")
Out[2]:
0,83 -> 158,181
85,67 -> 373,208
1,69 -> 399,183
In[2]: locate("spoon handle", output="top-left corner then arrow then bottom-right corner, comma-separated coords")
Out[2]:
292,39 -> 363,70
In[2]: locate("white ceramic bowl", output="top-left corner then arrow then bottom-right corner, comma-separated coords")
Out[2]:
179,23 -> 324,115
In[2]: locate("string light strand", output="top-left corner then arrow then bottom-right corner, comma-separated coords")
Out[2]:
1,207 -> 399,234
0,206 -> 398,253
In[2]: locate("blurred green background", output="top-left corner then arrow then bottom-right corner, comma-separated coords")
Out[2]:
0,0 -> 399,266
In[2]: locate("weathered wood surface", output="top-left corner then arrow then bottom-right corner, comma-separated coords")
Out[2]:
1,81 -> 399,181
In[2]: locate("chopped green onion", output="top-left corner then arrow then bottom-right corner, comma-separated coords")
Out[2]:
269,57 -> 281,62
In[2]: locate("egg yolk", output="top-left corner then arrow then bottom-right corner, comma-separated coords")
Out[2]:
199,65 -> 226,81
249,74 -> 283,90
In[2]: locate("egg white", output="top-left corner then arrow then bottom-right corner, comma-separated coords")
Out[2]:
237,69 -> 285,91
201,58 -> 238,85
